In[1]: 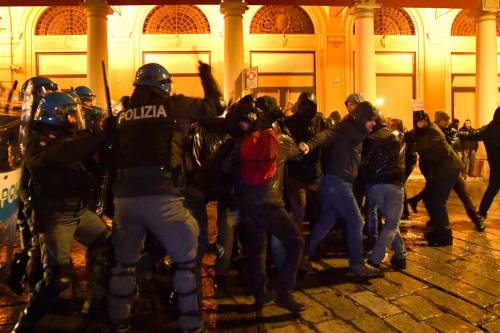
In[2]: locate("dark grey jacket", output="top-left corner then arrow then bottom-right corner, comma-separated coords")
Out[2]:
305,102 -> 377,183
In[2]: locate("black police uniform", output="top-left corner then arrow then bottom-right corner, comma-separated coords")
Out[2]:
13,92 -> 111,333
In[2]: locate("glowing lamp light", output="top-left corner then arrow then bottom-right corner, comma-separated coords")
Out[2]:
375,98 -> 385,107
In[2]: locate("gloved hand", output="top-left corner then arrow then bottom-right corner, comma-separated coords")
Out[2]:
198,61 -> 212,77
102,115 -> 116,140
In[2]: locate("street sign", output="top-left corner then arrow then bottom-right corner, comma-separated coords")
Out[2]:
244,67 -> 258,90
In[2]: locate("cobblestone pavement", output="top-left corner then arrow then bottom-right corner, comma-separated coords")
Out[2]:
0,179 -> 499,333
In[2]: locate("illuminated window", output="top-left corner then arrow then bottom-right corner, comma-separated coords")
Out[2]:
451,10 -> 500,36
250,5 -> 314,34
143,5 -> 210,34
35,6 -> 87,35
374,7 -> 415,35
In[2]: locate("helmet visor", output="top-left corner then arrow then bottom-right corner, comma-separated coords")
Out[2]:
61,104 -> 86,130
39,82 -> 59,96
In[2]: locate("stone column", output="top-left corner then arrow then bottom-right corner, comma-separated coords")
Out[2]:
353,1 -> 378,104
476,9 -> 498,126
220,0 -> 248,102
83,0 -> 113,107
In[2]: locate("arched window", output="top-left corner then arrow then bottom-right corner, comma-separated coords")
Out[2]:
35,6 -> 87,35
143,5 -> 210,34
451,10 -> 500,36
374,7 -> 415,35
250,5 -> 314,34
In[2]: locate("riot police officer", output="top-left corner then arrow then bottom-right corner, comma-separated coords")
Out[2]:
107,62 -> 223,333
8,77 -> 59,294
74,85 -> 96,107
12,92 -> 112,333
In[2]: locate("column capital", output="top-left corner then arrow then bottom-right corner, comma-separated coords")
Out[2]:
220,0 -> 248,18
82,0 -> 113,17
351,1 -> 380,19
476,9 -> 499,22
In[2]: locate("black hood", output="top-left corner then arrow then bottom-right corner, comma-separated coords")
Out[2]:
372,114 -> 386,133
223,95 -> 257,137
296,92 -> 317,121
349,101 -> 377,133
413,110 -> 429,128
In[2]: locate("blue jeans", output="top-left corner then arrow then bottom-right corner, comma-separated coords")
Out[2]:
305,174 -> 364,271
215,201 -> 240,276
271,177 -> 321,269
366,184 -> 406,264
461,149 -> 476,177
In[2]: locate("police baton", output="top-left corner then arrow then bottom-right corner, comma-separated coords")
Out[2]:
96,61 -> 116,217
101,62 -> 113,118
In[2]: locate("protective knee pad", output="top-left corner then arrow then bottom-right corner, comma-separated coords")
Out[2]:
87,235 -> 113,286
109,263 -> 137,297
174,259 -> 201,319
87,235 -> 113,303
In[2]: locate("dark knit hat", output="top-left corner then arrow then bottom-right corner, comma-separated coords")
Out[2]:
434,110 -> 450,123
344,93 -> 365,106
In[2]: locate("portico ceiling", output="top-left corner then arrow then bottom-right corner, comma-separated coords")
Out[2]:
0,0 -> 486,9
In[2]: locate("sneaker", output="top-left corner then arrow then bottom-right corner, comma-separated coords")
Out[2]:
346,263 -> 384,279
390,257 -> 406,270
474,216 -> 486,232
275,293 -> 306,315
367,259 -> 380,268
408,197 -> 418,213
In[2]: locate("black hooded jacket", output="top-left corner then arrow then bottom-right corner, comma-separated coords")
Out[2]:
459,107 -> 500,172
359,124 -> 406,186
285,108 -> 327,184
305,102 -> 377,183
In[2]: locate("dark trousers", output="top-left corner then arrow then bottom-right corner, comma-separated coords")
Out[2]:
414,177 -> 480,223
453,176 -> 481,222
241,204 -> 304,299
479,168 -> 500,218
423,178 -> 457,241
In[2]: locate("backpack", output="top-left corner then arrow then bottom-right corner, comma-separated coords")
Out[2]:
240,129 -> 279,185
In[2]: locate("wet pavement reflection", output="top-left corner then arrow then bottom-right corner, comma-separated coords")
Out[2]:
0,179 -> 499,332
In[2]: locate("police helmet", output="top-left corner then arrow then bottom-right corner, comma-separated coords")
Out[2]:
74,86 -> 96,106
20,77 -> 58,98
65,90 -> 82,104
34,92 -> 85,130
134,63 -> 172,93
82,105 -> 105,132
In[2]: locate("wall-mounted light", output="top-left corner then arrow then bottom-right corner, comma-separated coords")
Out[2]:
375,97 -> 384,107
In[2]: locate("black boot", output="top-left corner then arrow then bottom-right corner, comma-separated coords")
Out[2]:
7,250 -> 29,295
407,197 -> 418,213
472,215 -> 486,232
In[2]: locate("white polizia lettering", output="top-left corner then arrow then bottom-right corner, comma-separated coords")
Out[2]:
118,105 -> 167,124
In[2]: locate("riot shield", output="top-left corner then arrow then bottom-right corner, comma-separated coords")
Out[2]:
0,81 -> 30,280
